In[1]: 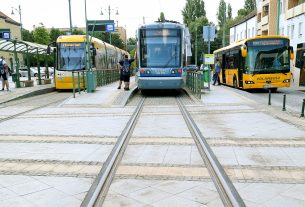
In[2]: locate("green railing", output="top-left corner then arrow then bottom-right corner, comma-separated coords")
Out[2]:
95,69 -> 120,87
186,71 -> 202,99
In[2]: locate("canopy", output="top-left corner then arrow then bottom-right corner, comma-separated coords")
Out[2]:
0,39 -> 52,55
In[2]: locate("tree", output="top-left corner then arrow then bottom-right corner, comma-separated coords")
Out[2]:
158,12 -> 166,22
182,0 -> 206,26
72,28 -> 85,35
32,25 -> 50,45
217,0 -> 226,27
49,28 -> 63,42
244,0 -> 256,12
227,3 -> 232,20
22,29 -> 34,42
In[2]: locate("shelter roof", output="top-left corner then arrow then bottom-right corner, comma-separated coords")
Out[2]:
0,39 -> 50,55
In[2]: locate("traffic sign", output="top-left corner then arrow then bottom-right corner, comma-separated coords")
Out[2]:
1,32 -> 11,40
87,20 -> 115,32
203,26 -> 215,42
204,54 -> 215,65
106,23 -> 115,32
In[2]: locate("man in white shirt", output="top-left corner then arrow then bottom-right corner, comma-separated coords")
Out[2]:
0,56 -> 9,91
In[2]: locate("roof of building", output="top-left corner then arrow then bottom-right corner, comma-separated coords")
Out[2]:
230,9 -> 257,29
0,11 -> 21,26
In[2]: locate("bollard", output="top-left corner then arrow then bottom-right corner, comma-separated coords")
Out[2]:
268,89 -> 271,105
301,99 -> 305,117
282,94 -> 286,111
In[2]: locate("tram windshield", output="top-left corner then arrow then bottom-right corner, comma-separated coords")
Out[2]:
139,29 -> 181,68
246,39 -> 290,73
58,43 -> 86,71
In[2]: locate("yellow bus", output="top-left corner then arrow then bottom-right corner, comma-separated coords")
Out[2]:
213,36 -> 294,92
55,35 -> 128,89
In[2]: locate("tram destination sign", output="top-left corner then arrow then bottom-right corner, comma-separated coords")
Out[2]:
87,20 -> 115,32
248,39 -> 284,46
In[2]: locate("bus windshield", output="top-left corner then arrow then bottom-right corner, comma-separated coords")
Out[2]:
246,39 -> 290,73
139,29 -> 181,68
58,43 -> 86,71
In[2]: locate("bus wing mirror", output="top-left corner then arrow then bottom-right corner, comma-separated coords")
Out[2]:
241,45 -> 247,58
289,46 -> 294,60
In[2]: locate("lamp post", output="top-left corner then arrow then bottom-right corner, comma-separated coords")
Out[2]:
100,5 -> 119,44
11,5 -> 23,40
68,0 -> 73,34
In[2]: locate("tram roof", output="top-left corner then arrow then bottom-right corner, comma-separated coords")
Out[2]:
214,35 -> 290,54
57,35 -> 128,54
138,22 -> 184,29
0,39 -> 51,55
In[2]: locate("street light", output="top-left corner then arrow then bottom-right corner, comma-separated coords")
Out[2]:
68,0 -> 73,34
100,5 -> 119,44
11,5 -> 23,40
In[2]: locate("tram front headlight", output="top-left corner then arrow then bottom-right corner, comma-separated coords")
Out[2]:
283,79 -> 290,83
245,81 -> 255,84
146,70 -> 151,74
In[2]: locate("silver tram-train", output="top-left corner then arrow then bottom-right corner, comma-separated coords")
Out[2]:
135,21 -> 192,90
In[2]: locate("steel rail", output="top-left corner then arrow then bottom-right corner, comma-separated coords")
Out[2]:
0,94 -> 67,124
177,97 -> 246,207
81,97 -> 145,207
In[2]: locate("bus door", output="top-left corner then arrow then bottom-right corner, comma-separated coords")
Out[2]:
238,51 -> 244,88
222,54 -> 226,83
296,45 -> 305,86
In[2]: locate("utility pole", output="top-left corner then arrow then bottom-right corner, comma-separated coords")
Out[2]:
11,5 -> 23,40
68,0 -> 73,34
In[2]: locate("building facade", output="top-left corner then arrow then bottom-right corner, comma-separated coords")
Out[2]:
0,11 -> 23,66
229,11 -> 257,43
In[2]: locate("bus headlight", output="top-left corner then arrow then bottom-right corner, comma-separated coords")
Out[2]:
283,79 -> 290,83
245,81 -> 255,84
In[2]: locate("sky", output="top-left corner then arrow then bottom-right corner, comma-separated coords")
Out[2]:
1,0 -> 243,38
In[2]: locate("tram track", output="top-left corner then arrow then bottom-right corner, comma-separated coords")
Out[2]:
0,92 -> 71,123
81,94 -> 246,207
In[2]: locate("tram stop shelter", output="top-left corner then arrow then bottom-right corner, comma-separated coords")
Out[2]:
0,39 -> 54,88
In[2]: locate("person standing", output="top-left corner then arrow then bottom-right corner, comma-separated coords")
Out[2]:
119,54 -> 135,91
213,58 -> 221,86
117,62 -> 123,89
0,56 -> 9,91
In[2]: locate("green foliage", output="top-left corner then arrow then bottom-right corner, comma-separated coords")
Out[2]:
72,28 -> 85,35
32,26 -> 50,45
244,0 -> 256,12
217,0 -> 226,27
182,0 -> 206,26
237,8 -> 248,16
49,28 -> 63,42
22,29 -> 34,42
227,3 -> 232,20
127,38 -> 136,46
158,12 -> 166,22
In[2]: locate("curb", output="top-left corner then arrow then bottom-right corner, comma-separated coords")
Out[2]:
0,87 -> 56,104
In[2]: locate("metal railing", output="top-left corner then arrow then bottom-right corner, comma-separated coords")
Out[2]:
186,71 -> 202,99
95,69 -> 120,87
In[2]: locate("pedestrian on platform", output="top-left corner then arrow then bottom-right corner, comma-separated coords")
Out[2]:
0,56 -> 10,91
119,54 -> 135,91
212,58 -> 221,86
117,62 -> 124,89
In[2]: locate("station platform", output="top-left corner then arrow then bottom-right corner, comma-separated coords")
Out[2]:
1,78 -> 305,206
0,76 -> 55,104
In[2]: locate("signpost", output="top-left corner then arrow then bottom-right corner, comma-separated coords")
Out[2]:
2,32 -> 11,40
203,26 -> 216,90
